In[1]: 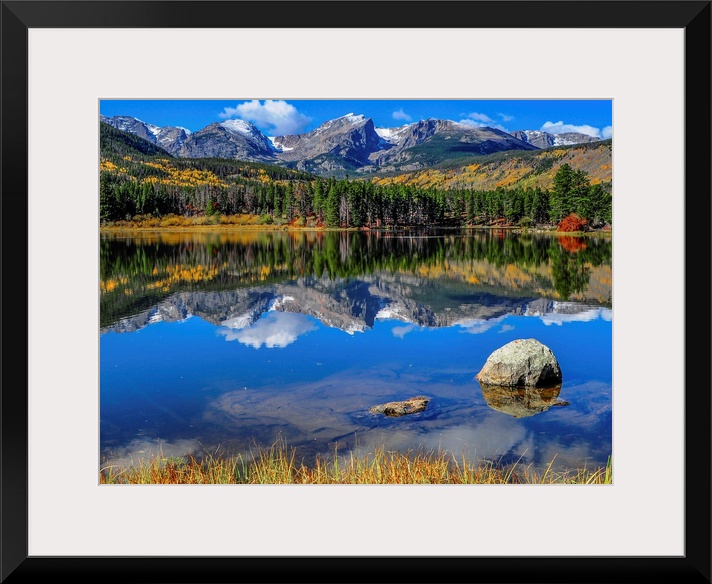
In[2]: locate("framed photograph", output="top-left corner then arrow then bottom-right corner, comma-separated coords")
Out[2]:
3,1 -> 709,582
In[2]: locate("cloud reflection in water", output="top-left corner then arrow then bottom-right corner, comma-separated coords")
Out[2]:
218,312 -> 316,349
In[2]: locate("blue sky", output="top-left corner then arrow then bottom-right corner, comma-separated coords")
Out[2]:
100,99 -> 613,139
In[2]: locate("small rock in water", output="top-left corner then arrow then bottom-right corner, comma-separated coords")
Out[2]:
369,396 -> 430,417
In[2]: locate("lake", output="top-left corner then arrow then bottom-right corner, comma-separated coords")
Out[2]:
100,229 -> 612,477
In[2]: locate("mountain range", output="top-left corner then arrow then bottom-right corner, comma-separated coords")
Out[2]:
100,113 -> 602,177
509,130 -> 602,148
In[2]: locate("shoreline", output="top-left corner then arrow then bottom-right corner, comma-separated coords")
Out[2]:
99,220 -> 611,237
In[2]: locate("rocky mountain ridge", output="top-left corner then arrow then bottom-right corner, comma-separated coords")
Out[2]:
273,113 -> 383,171
177,119 -> 276,161
101,112 -> 602,177
510,129 -> 601,148
100,115 -> 191,155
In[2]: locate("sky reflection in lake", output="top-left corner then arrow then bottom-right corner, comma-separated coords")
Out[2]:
100,230 -> 612,476
100,300 -> 611,473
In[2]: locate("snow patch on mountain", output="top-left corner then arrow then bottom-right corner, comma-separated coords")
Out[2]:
512,129 -> 601,148
375,306 -> 410,322
339,113 -> 366,125
522,130 -> 545,139
344,323 -> 366,335
552,135 -> 580,146
269,295 -> 295,311
220,119 -> 261,137
375,128 -> 396,141
145,122 -> 162,138
268,137 -> 293,152
375,125 -> 409,142
311,113 -> 367,137
375,124 -> 413,148
148,310 -> 164,324
221,311 -> 260,330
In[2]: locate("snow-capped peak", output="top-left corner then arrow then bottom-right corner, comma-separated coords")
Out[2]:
310,113 -> 366,136
340,113 -> 366,125
321,113 -> 367,129
219,119 -> 260,137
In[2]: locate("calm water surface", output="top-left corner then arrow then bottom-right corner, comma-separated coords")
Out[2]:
100,229 -> 612,475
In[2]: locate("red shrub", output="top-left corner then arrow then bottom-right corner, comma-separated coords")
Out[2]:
557,214 -> 588,233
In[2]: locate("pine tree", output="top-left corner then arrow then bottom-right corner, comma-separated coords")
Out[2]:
570,169 -> 591,219
587,183 -> 612,226
312,179 -> 324,223
325,185 -> 340,227
550,163 -> 574,222
282,183 -> 293,222
99,173 -> 116,222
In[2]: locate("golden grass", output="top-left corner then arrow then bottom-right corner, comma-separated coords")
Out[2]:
99,213 -> 341,232
100,442 -> 612,485
101,213 -> 289,230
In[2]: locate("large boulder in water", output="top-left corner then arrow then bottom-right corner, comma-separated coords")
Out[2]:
475,339 -> 562,388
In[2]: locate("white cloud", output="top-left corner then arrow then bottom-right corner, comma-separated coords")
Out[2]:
101,438 -> 202,470
601,126 -> 613,139
463,112 -> 494,123
498,113 -> 514,122
392,108 -> 412,122
392,324 -> 416,339
540,120 -> 606,138
456,315 -> 507,334
218,99 -> 311,135
458,118 -> 508,132
218,312 -> 316,349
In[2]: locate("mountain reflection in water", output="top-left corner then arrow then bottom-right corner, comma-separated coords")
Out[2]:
100,229 -> 612,476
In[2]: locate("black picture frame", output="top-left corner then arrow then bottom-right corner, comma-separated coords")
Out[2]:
2,1 -> 710,582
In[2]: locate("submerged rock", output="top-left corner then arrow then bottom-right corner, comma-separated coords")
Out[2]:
369,396 -> 429,417
476,338 -> 562,387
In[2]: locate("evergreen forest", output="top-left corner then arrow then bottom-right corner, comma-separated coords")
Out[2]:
100,122 -> 612,229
